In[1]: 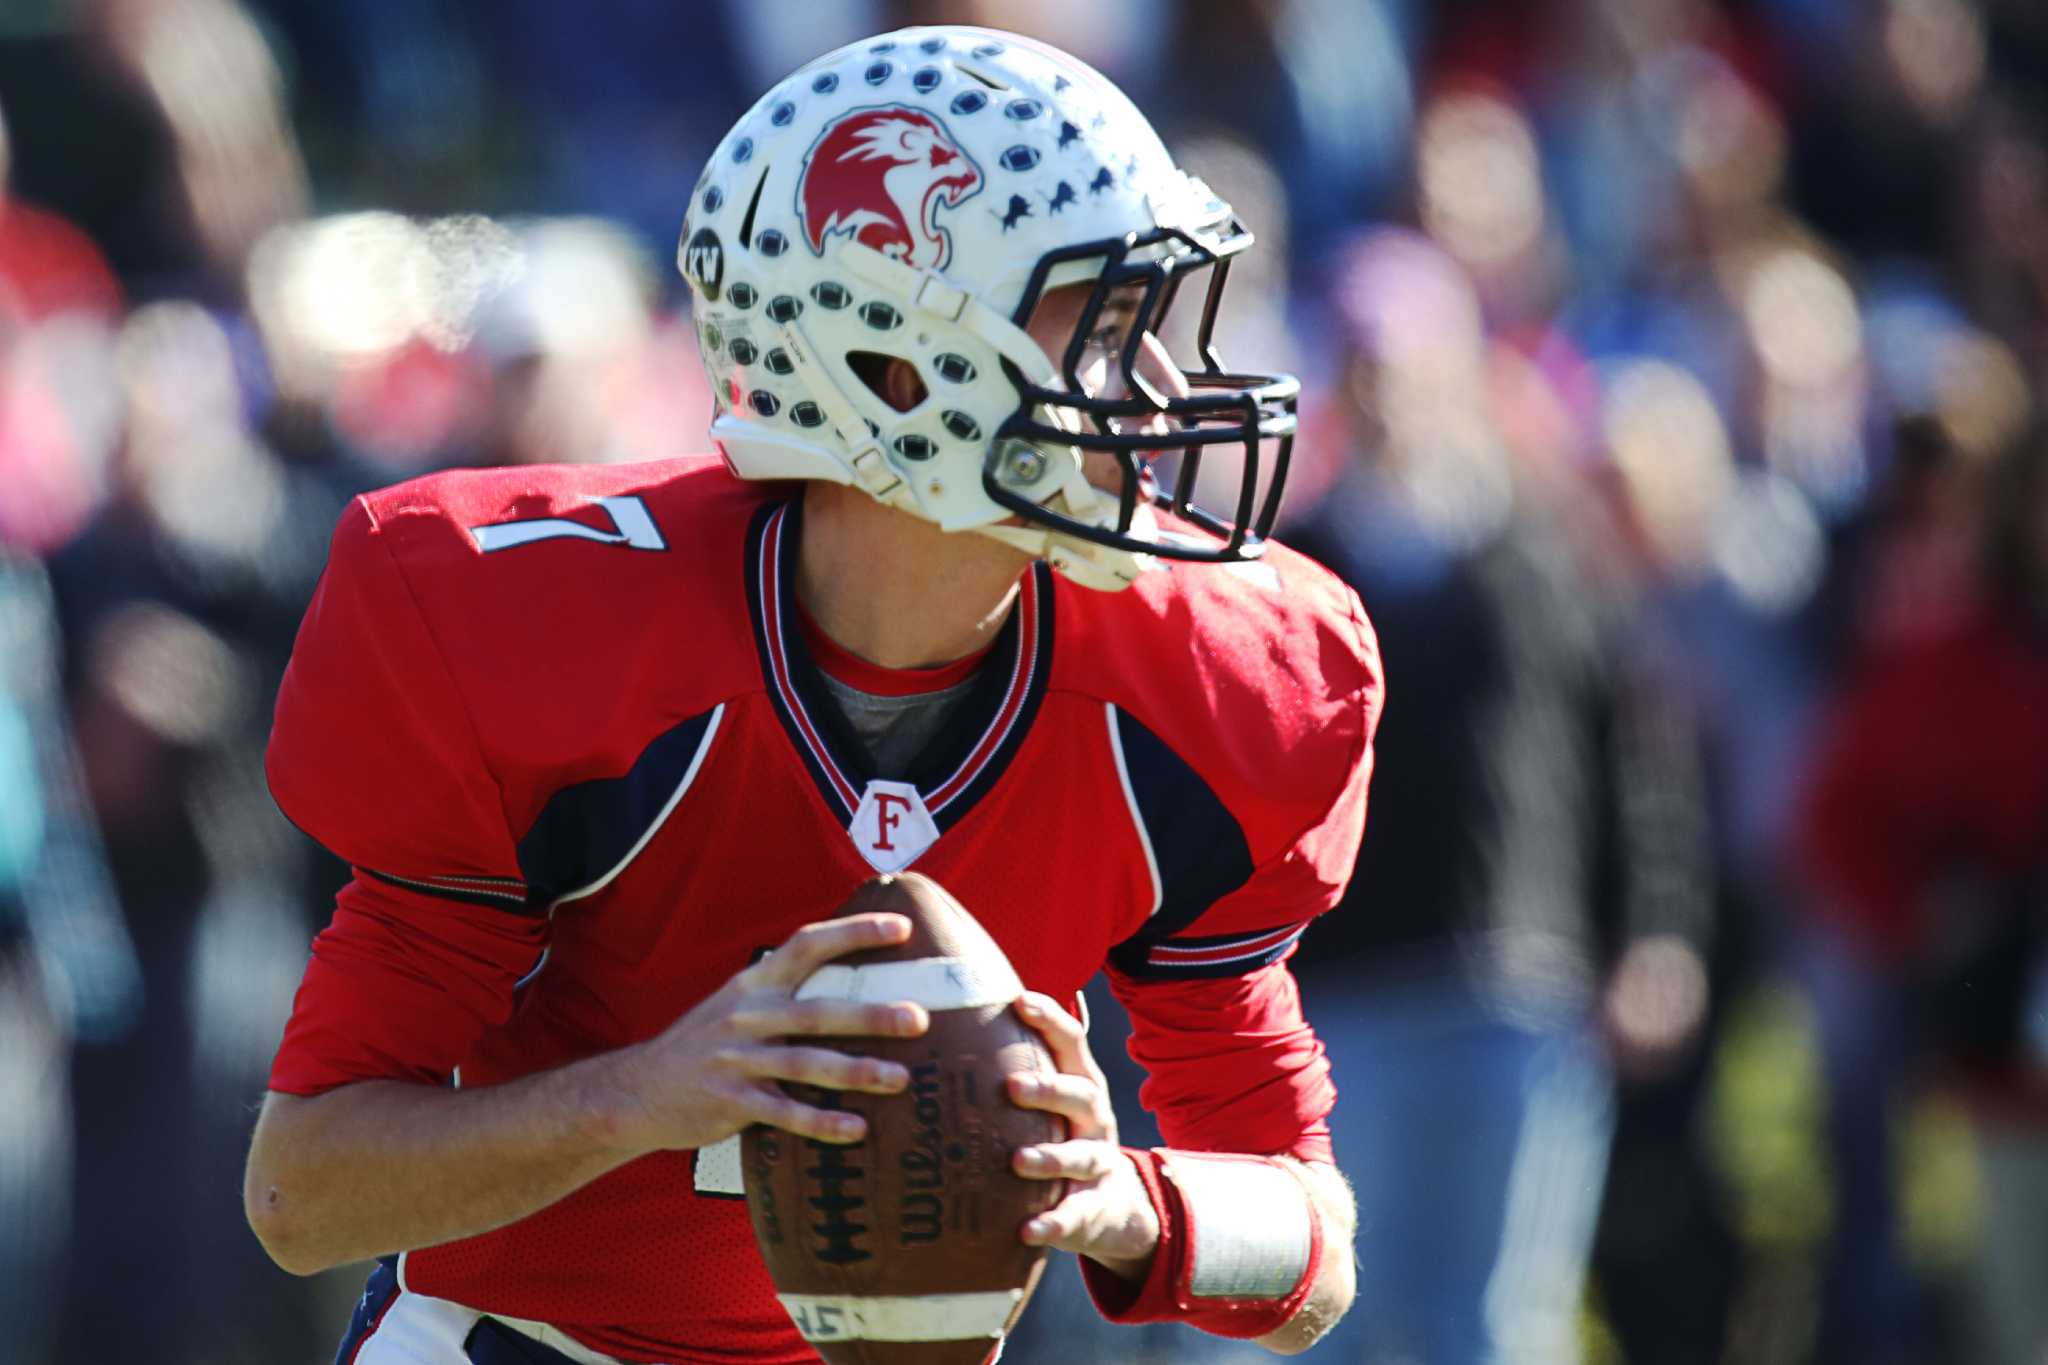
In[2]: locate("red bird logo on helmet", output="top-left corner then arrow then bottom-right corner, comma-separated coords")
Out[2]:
797,107 -> 984,271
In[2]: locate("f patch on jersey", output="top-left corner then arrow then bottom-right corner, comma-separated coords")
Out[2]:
851,780 -> 938,872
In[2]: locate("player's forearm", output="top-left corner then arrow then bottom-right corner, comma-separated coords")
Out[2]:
1252,1160 -> 1357,1355
247,915 -> 930,1277
244,1053 -> 644,1276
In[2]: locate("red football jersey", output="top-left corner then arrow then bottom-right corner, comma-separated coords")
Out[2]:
266,457 -> 1381,1363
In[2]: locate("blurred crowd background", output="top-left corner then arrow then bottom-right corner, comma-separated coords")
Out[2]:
1,0 -> 2045,1362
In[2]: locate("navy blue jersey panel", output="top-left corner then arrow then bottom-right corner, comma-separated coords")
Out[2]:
331,1257 -> 399,1365
465,1315 -> 590,1363
515,708 -> 720,902
1106,706 -> 1254,976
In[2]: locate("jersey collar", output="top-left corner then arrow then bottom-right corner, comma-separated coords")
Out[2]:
791,592 -> 995,696
745,499 -> 1054,832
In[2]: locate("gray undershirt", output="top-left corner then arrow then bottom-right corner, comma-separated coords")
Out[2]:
818,673 -> 982,779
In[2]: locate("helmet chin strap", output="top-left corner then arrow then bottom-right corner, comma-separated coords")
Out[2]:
974,430 -> 1157,591
773,314 -> 923,517
975,502 -> 1157,591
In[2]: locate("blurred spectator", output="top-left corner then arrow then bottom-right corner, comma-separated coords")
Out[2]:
0,552 -> 69,1365
1779,0 -> 1983,263
0,103 -> 125,557
1582,357 -> 1762,1365
1789,409 -> 2022,1365
91,0 -> 308,282
1795,422 -> 2048,1365
42,299 -> 350,1365
0,0 -> 304,298
0,107 -> 122,325
0,548 -> 137,1365
1288,229 -> 1715,1365
1809,413 -> 1992,674
0,5 -> 188,291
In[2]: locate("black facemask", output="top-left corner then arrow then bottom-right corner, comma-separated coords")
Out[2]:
988,221 -> 1298,564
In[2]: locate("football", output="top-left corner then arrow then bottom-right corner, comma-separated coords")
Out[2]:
742,873 -> 1065,1365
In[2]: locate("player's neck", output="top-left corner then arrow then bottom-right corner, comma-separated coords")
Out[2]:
796,482 -> 1031,671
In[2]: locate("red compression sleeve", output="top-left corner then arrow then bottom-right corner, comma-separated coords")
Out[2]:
1107,959 -> 1335,1162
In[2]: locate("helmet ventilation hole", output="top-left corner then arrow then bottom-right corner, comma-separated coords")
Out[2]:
858,301 -> 903,330
848,351 -> 926,412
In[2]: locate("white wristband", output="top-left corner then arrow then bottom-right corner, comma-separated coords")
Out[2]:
1160,1152 -> 1316,1301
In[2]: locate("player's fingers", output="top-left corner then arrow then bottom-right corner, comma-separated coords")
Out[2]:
738,1045 -> 909,1095
1019,1190 -> 1109,1249
742,1085 -> 867,1145
1007,1071 -> 1111,1137
750,913 -> 912,990
1013,1138 -> 1120,1183
1013,992 -> 1100,1080
731,997 -> 929,1040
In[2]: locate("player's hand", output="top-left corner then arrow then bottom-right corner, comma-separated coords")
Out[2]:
1601,934 -> 1709,1083
601,913 -> 929,1156
1007,991 -> 1161,1281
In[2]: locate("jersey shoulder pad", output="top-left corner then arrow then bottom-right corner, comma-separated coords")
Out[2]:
354,455 -> 768,709
1058,538 -> 1383,975
269,457 -> 766,885
1060,535 -> 1381,858
359,454 -> 755,585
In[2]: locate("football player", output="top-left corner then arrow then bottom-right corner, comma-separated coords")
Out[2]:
245,25 -> 1382,1364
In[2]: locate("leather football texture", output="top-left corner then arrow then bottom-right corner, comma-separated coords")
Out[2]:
742,873 -> 1065,1365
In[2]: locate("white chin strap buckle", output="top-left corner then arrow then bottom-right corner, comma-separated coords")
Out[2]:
974,476 -> 1160,592
848,446 -> 903,500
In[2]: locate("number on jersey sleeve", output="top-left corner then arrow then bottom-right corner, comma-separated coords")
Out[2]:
468,495 -> 668,553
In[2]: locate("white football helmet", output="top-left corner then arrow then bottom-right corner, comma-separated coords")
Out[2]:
677,25 -> 1297,590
